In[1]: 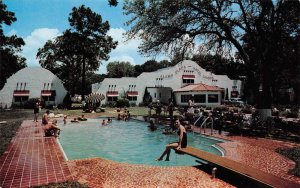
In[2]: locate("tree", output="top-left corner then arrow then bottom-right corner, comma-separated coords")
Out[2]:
133,59 -> 172,76
106,61 -> 135,78
37,31 -> 82,96
192,53 -> 246,80
0,1 -> 26,90
37,5 -> 117,98
124,0 -> 300,117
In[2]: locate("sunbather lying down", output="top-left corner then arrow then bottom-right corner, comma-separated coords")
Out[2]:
44,119 -> 60,137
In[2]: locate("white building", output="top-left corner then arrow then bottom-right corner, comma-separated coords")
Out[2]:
92,60 -> 242,106
0,67 -> 67,108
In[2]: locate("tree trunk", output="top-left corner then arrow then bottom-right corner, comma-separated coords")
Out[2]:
81,57 -> 86,101
257,58 -> 273,119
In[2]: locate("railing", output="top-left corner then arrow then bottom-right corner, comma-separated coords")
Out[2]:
193,115 -> 214,135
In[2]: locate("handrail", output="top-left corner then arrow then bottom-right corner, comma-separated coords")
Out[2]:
193,116 -> 214,135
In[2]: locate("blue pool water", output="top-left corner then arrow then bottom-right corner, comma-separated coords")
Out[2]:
58,118 -> 225,166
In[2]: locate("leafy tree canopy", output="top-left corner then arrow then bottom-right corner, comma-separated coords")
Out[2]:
0,1 -> 26,90
37,5 -> 117,97
106,61 -> 135,78
124,0 -> 300,108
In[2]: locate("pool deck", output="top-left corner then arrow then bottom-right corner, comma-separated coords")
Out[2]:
0,119 -> 300,187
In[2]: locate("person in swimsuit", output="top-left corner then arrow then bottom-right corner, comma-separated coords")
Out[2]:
156,119 -> 187,161
148,120 -> 157,131
42,110 -> 50,125
44,119 -> 61,137
33,99 -> 41,122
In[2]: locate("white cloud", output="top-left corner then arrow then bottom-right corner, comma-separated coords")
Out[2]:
107,27 -> 141,54
22,28 -> 61,67
21,27 -> 168,73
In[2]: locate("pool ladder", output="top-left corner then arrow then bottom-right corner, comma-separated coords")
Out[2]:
193,116 -> 214,135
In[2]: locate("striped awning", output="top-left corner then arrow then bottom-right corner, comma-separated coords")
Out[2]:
41,90 -> 56,97
13,90 -> 30,96
127,91 -> 138,96
182,75 -> 195,79
106,91 -> 119,97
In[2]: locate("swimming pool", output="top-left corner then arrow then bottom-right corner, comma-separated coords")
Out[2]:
58,118 -> 225,166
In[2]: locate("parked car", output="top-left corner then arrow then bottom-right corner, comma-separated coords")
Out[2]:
229,98 -> 245,106
222,98 -> 245,106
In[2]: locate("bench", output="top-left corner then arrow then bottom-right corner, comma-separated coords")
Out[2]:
175,146 -> 298,188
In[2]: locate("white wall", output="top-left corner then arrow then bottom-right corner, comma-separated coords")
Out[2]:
0,67 -> 67,108
93,60 -> 241,106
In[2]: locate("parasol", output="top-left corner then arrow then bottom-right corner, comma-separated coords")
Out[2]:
85,92 -> 105,104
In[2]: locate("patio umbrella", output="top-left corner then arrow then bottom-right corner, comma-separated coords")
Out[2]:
85,92 -> 105,104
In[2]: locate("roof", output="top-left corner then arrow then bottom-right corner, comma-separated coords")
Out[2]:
173,83 -> 223,92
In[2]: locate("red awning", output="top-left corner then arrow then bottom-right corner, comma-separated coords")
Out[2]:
13,90 -> 30,96
106,91 -> 119,97
41,90 -> 52,96
127,91 -> 138,96
182,75 -> 195,79
41,90 -> 56,97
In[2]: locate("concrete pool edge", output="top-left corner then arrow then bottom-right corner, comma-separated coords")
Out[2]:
58,118 -> 226,166
57,138 -> 69,161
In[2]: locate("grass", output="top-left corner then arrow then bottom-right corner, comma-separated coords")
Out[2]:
53,106 -> 149,117
0,109 -> 33,155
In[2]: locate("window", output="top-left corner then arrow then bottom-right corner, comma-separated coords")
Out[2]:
194,94 -> 206,103
181,94 -> 192,103
208,94 -> 219,103
182,79 -> 194,84
107,96 -> 118,102
159,93 -> 161,98
128,96 -> 137,101
154,93 -> 156,98
14,96 -> 29,102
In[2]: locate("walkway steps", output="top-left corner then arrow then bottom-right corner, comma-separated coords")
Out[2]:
178,146 -> 298,188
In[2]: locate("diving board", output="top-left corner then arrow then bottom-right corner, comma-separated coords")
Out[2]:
176,146 -> 298,188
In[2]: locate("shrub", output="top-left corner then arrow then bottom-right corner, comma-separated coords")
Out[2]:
130,102 -> 136,107
142,88 -> 152,106
24,98 -> 40,109
241,105 -> 253,114
116,99 -> 130,107
214,106 -> 229,112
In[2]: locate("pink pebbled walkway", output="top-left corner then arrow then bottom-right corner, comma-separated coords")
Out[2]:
0,120 -> 73,188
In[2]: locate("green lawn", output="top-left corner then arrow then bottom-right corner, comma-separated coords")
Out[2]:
53,106 -> 149,117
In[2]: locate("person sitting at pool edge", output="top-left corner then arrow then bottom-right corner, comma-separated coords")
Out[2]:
156,119 -> 187,161
44,119 -> 61,137
42,110 -> 50,125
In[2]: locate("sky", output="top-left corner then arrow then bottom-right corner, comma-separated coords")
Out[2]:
3,0 -> 168,73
